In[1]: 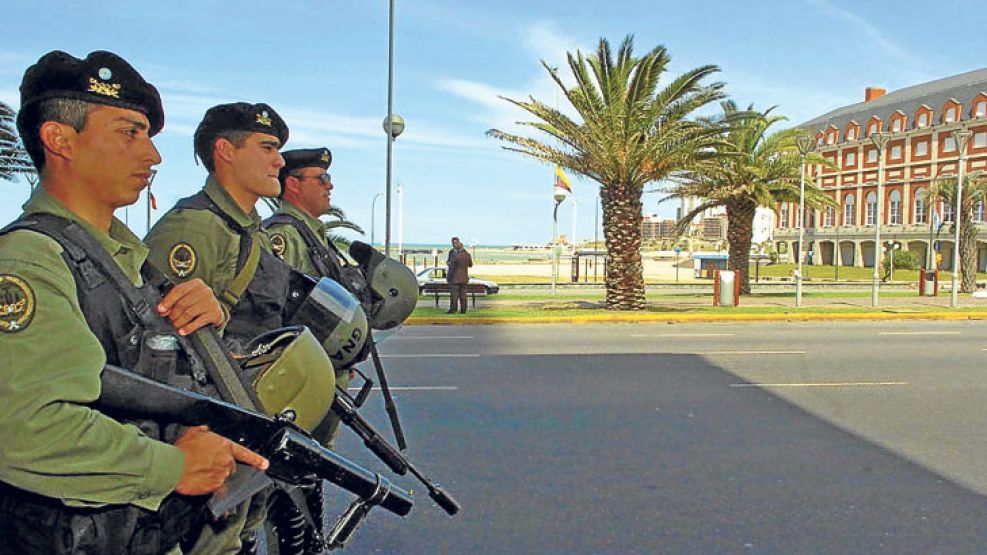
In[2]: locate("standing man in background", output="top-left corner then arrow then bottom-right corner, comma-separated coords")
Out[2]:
446,236 -> 472,314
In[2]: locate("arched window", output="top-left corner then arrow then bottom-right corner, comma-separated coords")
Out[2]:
866,192 -> 878,225
844,193 -> 855,226
888,190 -> 901,224
914,188 -> 927,224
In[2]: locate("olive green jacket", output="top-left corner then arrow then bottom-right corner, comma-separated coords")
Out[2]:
145,176 -> 273,318
265,201 -> 328,277
0,188 -> 184,511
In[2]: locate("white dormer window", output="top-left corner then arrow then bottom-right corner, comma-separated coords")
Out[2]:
847,128 -> 856,141
976,101 -> 987,117
892,119 -> 902,132
917,112 -> 929,127
945,107 -> 957,123
868,123 -> 878,136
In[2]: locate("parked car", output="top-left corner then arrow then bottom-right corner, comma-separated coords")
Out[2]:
415,267 -> 500,295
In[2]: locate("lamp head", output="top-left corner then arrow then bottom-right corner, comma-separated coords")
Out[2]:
383,114 -> 405,139
794,134 -> 815,156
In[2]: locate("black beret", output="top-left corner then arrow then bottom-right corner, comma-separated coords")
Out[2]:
193,102 -> 288,166
278,147 -> 332,182
17,50 -> 164,168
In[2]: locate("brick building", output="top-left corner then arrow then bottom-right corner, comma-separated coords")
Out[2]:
775,69 -> 987,270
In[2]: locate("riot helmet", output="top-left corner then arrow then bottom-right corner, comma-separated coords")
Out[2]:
285,272 -> 370,368
349,241 -> 418,330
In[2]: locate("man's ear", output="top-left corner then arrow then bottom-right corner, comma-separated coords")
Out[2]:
38,121 -> 75,162
214,137 -> 236,165
283,176 -> 302,196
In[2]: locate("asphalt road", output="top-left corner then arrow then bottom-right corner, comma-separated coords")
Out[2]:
323,320 -> 987,554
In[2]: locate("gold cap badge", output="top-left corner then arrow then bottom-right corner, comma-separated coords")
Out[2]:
87,77 -> 121,98
256,110 -> 272,127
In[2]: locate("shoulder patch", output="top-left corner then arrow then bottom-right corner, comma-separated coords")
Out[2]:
270,233 -> 286,258
0,274 -> 36,333
168,242 -> 197,277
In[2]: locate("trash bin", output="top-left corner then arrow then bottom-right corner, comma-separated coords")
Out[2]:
919,269 -> 938,296
714,270 -> 741,306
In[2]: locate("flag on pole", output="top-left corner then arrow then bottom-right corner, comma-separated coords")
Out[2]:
554,165 -> 572,193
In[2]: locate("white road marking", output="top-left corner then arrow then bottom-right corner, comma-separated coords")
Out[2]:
389,336 -> 474,340
697,350 -> 806,355
631,333 -> 734,338
879,331 -> 960,336
378,353 -> 480,358
730,382 -> 909,388
347,386 -> 459,392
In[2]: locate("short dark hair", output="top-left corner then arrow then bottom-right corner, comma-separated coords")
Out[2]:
22,98 -> 93,172
195,129 -> 251,172
451,236 -> 460,242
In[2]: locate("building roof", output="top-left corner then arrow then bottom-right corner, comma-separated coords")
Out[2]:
800,68 -> 987,133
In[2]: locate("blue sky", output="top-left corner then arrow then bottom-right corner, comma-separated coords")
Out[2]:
2,0 -> 985,246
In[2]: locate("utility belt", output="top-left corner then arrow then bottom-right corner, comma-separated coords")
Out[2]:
0,481 -> 207,555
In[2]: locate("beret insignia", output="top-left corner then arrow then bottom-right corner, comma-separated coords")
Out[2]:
168,243 -> 197,278
320,150 -> 330,163
0,274 -> 36,333
270,234 -> 286,258
87,76 -> 121,98
256,110 -> 272,127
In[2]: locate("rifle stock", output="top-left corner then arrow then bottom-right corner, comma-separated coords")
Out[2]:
97,364 -> 413,517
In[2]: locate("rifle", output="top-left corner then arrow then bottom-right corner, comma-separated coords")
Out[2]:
97,364 -> 413,546
332,380 -> 460,515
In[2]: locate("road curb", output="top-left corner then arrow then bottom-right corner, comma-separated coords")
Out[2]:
406,311 -> 987,325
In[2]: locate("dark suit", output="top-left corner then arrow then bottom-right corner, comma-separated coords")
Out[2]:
447,247 -> 473,313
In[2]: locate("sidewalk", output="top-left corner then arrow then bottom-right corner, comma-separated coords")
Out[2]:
410,284 -> 987,325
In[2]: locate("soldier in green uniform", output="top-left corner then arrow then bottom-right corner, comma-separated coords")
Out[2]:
144,102 -> 291,554
0,50 -> 268,555
264,147 -> 353,448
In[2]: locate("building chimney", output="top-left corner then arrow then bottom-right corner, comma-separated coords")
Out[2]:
865,87 -> 886,102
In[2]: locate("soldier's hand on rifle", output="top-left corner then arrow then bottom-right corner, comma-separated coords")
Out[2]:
157,278 -> 225,336
173,425 -> 269,495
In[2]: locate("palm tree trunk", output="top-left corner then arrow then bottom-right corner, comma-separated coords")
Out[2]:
726,198 -> 756,294
601,181 -> 646,310
960,210 -> 978,293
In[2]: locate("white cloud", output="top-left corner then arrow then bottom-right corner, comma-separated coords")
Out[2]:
806,0 -> 920,65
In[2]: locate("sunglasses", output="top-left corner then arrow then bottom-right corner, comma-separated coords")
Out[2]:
296,173 -> 331,184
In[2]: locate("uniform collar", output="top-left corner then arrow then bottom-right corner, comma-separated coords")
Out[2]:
203,175 -> 262,230
277,201 -> 326,239
23,187 -> 149,277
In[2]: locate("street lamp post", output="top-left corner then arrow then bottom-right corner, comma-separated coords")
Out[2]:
383,0 -> 403,258
551,190 -> 566,294
870,132 -> 890,307
370,192 -> 383,247
794,135 -> 815,308
951,128 -> 972,308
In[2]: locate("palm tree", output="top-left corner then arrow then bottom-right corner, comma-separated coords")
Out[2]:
322,206 -> 364,252
0,102 -> 33,182
927,172 -> 987,293
661,101 -> 835,293
488,35 -> 725,310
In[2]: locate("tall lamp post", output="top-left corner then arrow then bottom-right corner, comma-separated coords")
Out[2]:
551,190 -> 566,294
951,128 -> 972,308
370,192 -> 383,247
794,135 -> 815,308
870,131 -> 890,307
383,0 -> 403,258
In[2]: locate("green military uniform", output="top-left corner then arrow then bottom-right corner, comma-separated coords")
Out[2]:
266,199 -> 351,446
268,200 -> 334,277
0,189 -> 184,510
146,176 -> 272,322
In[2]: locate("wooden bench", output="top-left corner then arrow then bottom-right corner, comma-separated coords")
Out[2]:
420,283 -> 489,308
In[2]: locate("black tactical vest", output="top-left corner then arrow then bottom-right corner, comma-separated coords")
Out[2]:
262,213 -> 373,312
0,214 -> 209,555
175,193 -> 291,347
